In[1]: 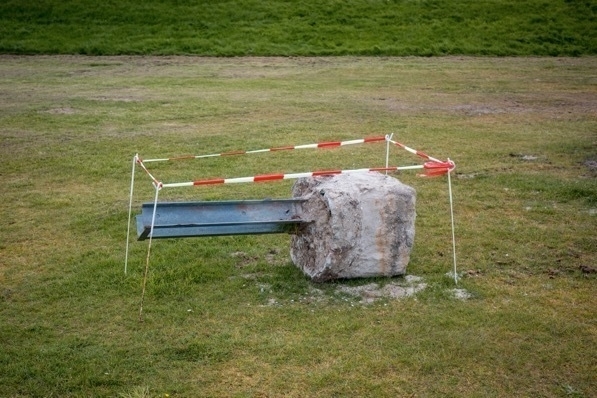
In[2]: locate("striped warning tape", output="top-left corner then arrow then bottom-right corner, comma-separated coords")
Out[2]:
135,136 -> 455,189
142,136 -> 387,163
386,138 -> 455,176
160,165 -> 425,188
388,138 -> 443,163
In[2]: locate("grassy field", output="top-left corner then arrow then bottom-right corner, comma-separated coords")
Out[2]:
0,55 -> 596,397
1,0 -> 596,56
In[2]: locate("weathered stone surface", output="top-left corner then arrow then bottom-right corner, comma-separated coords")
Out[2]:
290,172 -> 416,282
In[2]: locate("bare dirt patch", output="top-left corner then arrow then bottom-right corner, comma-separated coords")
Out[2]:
336,275 -> 427,304
42,107 -> 77,114
376,91 -> 597,118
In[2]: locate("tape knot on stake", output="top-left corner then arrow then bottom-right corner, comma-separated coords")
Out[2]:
422,159 -> 456,177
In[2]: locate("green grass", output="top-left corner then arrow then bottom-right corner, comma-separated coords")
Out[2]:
1,56 -> 596,396
0,0 -> 596,56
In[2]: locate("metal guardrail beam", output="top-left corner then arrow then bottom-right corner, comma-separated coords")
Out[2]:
136,199 -> 309,240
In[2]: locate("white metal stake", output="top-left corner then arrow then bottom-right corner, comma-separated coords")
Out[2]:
447,161 -> 458,284
139,183 -> 161,321
124,155 -> 137,275
384,134 -> 393,175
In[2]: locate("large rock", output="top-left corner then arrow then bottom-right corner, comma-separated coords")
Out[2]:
290,172 -> 416,282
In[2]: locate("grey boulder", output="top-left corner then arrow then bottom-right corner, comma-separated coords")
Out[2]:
290,172 -> 416,282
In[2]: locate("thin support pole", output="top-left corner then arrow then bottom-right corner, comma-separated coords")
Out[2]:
447,160 -> 458,284
384,134 -> 393,175
124,155 -> 137,275
139,183 -> 161,321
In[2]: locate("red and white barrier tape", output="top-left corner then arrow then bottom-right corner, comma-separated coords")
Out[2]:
133,134 -> 456,190
142,136 -> 387,163
388,138 -> 443,163
161,165 -> 425,188
385,138 -> 455,176
380,137 -> 453,176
